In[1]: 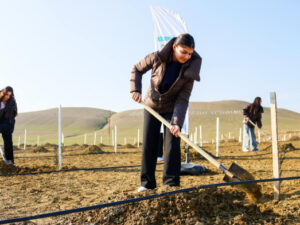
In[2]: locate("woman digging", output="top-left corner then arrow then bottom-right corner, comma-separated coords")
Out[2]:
130,34 -> 202,192
242,97 -> 264,152
0,86 -> 18,167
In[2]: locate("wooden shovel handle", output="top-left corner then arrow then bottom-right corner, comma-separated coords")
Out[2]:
248,119 -> 271,140
140,101 -> 236,179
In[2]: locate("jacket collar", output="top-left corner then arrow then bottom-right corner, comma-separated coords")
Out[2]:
157,37 -> 201,81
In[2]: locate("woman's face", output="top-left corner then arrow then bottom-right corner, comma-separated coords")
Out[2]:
173,44 -> 194,64
3,91 -> 12,102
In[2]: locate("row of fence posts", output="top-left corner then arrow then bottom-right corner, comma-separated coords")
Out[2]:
14,121 -> 294,151
11,123 -> 293,152
4,92 -> 282,200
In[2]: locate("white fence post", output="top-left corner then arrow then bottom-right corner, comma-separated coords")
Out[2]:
112,130 -> 114,146
62,132 -> 64,146
137,128 -> 140,148
24,129 -> 27,150
100,136 -> 103,144
199,125 -> 203,147
18,136 -> 21,148
194,127 -> 197,144
114,125 -> 117,153
37,136 -> 40,147
216,117 -> 219,157
58,105 -> 62,170
84,134 -> 87,145
94,132 -> 97,145
270,92 -> 280,201
239,128 -> 242,143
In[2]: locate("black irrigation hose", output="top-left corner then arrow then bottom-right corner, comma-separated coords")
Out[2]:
0,176 -> 299,224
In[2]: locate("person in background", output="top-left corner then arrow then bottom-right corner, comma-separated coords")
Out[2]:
130,33 -> 202,192
0,86 -> 18,166
242,97 -> 263,152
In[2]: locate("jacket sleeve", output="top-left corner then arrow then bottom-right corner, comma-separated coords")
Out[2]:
256,107 -> 264,128
171,79 -> 194,128
130,52 -> 156,93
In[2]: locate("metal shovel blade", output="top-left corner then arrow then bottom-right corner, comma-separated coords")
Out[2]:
223,162 -> 262,202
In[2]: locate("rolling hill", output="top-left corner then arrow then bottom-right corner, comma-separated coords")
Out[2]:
96,100 -> 300,145
5,101 -> 300,146
10,107 -> 113,145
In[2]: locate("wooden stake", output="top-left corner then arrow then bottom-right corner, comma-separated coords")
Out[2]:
270,92 -> 280,201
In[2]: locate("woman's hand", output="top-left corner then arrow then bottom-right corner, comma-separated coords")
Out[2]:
170,125 -> 180,137
130,92 -> 142,103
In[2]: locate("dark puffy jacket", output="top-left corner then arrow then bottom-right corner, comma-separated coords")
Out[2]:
130,38 -> 202,127
0,97 -> 17,133
243,104 -> 264,128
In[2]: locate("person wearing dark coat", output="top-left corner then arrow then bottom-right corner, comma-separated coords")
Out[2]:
130,33 -> 202,192
242,97 -> 264,152
0,86 -> 18,166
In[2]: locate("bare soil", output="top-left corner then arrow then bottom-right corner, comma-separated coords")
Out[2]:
0,141 -> 299,225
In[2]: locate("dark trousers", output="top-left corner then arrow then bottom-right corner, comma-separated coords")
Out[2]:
141,110 -> 181,189
157,132 -> 163,157
0,122 -> 14,163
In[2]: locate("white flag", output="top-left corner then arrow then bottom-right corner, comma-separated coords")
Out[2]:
150,6 -> 188,51
150,6 -> 189,134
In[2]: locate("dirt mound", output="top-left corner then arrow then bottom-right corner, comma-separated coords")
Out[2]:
281,143 -> 295,151
33,146 -> 50,153
124,144 -> 136,148
289,136 -> 300,141
42,143 -> 58,148
13,145 -> 20,151
58,188 -> 295,225
84,145 -> 105,154
98,144 -> 107,148
0,161 -> 18,175
225,139 -> 238,143
71,143 -> 80,147
0,164 -> 78,175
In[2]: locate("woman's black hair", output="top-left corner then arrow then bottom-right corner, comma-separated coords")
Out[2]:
253,97 -> 262,106
250,97 -> 262,115
174,33 -> 195,49
0,86 -> 18,119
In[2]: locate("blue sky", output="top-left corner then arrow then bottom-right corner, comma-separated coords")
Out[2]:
1,0 -> 300,113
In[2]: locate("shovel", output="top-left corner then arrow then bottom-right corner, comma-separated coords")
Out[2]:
247,119 -> 271,141
140,101 -> 262,202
